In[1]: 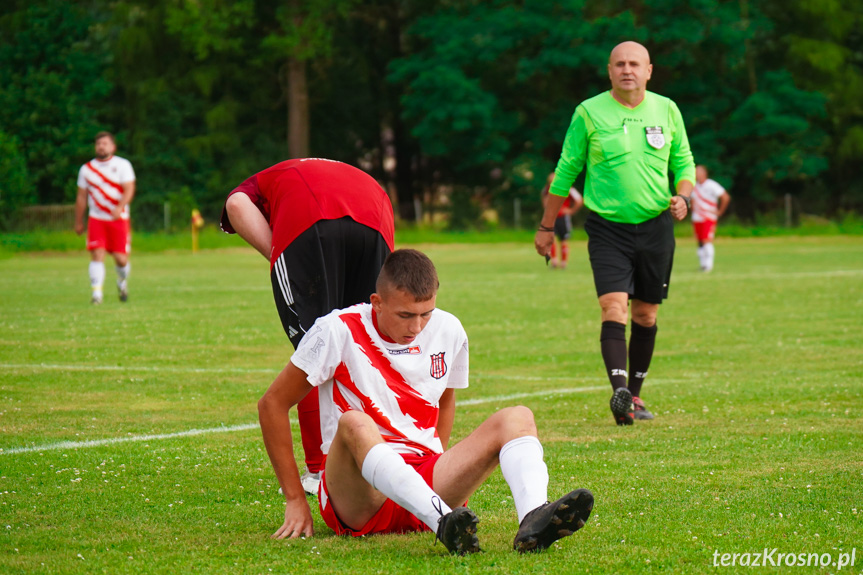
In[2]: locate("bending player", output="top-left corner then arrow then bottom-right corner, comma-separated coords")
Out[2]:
222,158 -> 394,494
258,249 -> 594,554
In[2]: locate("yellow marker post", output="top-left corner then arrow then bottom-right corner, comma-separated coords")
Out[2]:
191,209 -> 205,253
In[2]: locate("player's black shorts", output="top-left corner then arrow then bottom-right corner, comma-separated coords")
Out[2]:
584,210 -> 675,304
554,215 -> 572,241
271,217 -> 391,348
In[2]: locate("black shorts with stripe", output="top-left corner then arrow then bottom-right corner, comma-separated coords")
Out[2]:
554,214 -> 573,241
584,210 -> 675,304
271,217 -> 391,349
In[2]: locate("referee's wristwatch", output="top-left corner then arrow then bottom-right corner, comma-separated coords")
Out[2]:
676,194 -> 691,209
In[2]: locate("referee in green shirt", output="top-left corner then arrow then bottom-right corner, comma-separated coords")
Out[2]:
535,41 -> 695,426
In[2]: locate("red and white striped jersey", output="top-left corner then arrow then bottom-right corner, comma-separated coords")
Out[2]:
77,156 -> 136,221
692,178 -> 726,223
290,303 -> 469,457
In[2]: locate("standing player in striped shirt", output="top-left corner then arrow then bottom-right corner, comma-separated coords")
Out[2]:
221,158 -> 394,495
75,132 -> 136,304
259,249 -> 594,554
692,165 -> 731,272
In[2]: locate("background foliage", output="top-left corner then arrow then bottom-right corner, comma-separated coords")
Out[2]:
1,0 -> 861,229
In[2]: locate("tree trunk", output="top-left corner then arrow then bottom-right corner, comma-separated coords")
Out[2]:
387,6 -> 417,222
740,0 -> 758,94
288,57 -> 309,158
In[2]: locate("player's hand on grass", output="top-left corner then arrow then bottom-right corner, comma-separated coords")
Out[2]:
272,498 -> 314,539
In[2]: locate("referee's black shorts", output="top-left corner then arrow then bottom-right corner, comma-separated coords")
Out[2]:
270,217 -> 391,348
584,210 -> 675,304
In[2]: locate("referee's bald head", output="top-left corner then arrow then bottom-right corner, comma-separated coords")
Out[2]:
609,41 -> 650,64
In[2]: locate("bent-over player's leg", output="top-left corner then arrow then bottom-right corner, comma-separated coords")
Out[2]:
339,220 -> 391,308
272,227 -> 339,479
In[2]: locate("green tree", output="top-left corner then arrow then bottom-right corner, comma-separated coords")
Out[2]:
0,130 -> 35,228
765,0 -> 863,212
0,0 -> 111,204
389,0 -> 637,222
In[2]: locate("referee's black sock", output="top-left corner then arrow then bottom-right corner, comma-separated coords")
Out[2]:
628,321 -> 657,398
600,321 -> 628,390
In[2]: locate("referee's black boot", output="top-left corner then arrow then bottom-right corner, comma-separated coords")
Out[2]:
610,387 -> 634,426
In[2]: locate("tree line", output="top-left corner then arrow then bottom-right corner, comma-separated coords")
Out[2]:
1,0 -> 861,230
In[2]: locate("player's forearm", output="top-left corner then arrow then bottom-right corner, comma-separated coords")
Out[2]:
226,193 -> 272,259
718,194 -> 731,217
540,195 -> 567,228
675,179 -> 694,198
258,396 -> 305,501
74,192 -> 87,226
118,182 -> 135,210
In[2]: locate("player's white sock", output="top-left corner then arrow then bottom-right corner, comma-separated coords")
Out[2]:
697,246 -> 706,268
704,243 -> 715,270
116,263 -> 130,288
361,442 -> 451,531
89,261 -> 105,297
499,435 -> 549,523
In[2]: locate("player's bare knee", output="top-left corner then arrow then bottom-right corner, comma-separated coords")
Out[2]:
336,410 -> 377,437
631,304 -> 658,327
599,298 -> 628,323
497,405 -> 537,437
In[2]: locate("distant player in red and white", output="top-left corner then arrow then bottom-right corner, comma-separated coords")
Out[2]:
540,173 -> 583,269
75,131 -> 136,304
692,165 -> 731,272
221,158 -> 394,495
259,249 -> 594,554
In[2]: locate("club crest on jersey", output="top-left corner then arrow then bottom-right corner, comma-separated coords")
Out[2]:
429,352 -> 447,379
388,345 -> 422,356
645,126 -> 665,149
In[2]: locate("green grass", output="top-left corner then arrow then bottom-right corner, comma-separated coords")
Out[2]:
3,213 -> 863,257
1,237 -> 862,574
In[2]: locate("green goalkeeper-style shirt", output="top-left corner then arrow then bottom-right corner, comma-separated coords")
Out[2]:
550,90 -> 696,224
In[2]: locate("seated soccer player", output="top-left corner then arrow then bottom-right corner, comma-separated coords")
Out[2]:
258,249 -> 594,554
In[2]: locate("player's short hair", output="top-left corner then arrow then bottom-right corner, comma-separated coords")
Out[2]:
94,131 -> 115,143
377,249 -> 439,302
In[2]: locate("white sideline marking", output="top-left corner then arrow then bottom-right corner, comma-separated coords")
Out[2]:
0,363 -> 277,374
1,424 -> 260,455
2,379 -> 683,455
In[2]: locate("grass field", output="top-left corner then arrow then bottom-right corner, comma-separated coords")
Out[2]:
1,236 -> 861,574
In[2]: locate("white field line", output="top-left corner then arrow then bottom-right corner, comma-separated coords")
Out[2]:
0,423 -> 260,455
672,268 -> 863,282
0,378 -> 685,455
0,363 -> 278,374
